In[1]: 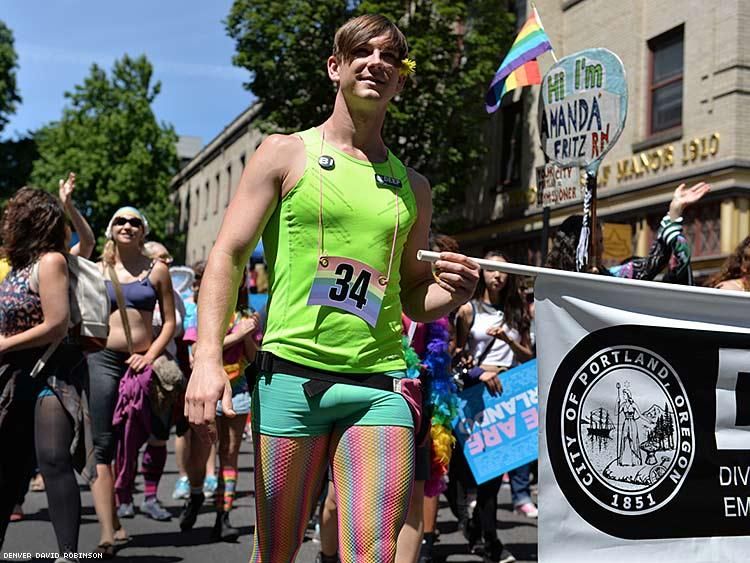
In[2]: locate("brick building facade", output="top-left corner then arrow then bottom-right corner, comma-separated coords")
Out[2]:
459,0 -> 750,276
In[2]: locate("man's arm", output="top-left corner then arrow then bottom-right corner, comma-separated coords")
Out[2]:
399,170 -> 479,322
186,134 -> 299,428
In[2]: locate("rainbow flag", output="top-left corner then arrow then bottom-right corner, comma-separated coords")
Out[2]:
486,7 -> 552,113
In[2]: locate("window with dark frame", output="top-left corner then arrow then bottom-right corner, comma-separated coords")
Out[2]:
203,181 -> 209,220
648,26 -> 684,135
180,190 -> 188,230
225,164 -> 232,207
214,172 -> 221,214
193,186 -> 199,226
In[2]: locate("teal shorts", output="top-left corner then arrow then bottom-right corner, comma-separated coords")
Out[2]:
251,371 -> 414,437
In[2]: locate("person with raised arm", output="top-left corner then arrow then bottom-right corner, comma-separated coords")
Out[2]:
58,172 -> 95,259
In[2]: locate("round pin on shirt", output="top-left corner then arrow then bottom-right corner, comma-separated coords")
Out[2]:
318,155 -> 335,170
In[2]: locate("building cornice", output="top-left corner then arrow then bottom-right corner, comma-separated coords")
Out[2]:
170,103 -> 261,190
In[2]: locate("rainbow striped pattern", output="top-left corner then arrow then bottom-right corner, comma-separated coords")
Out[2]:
332,425 -> 414,560
307,256 -> 386,327
486,7 -> 552,113
217,468 -> 238,512
249,434 -> 329,561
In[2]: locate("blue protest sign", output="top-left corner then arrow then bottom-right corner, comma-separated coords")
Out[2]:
452,360 -> 539,484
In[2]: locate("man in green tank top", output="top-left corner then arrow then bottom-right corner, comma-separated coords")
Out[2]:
185,14 -> 479,562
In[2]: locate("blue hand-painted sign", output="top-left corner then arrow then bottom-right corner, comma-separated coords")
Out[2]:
452,360 -> 539,484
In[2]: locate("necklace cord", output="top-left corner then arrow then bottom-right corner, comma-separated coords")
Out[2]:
318,129 -> 326,259
317,127 -> 401,286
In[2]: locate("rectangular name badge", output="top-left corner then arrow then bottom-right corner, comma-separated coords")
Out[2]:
374,174 -> 403,189
307,256 -> 386,327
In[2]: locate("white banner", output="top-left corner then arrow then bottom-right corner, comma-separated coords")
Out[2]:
535,270 -> 750,563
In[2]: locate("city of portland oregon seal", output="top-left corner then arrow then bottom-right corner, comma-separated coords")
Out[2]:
561,345 -> 695,515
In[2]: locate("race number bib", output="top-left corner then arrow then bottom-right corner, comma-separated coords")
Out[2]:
307,257 -> 386,327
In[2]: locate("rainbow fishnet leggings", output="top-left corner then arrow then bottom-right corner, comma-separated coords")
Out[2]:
249,425 -> 415,562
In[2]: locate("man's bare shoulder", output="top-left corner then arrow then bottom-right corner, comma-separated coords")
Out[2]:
255,134 -> 304,163
260,133 -> 304,152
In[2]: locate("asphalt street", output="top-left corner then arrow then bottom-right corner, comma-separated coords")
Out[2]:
2,434 -> 537,563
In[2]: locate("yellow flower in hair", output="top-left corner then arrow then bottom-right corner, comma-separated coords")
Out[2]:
400,58 -> 416,76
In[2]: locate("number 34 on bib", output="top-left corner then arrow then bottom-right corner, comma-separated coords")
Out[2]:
307,256 -> 387,327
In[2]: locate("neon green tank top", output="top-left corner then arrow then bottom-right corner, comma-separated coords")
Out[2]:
261,127 -> 418,373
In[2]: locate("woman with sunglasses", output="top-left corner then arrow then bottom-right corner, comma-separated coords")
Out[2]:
88,207 -> 176,557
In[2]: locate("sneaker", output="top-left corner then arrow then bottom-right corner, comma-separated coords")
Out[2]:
116,502 -> 134,519
483,541 -> 516,563
172,476 -> 190,500
140,497 -> 172,521
514,501 -> 538,519
211,510 -> 240,542
203,475 -> 218,499
485,549 -> 516,563
179,493 -> 204,531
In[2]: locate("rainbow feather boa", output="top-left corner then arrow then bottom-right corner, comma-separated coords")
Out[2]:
402,320 -> 459,497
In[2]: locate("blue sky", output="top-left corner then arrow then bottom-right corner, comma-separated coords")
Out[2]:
2,0 -> 254,147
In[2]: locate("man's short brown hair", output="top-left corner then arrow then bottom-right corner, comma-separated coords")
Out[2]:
333,14 -> 408,63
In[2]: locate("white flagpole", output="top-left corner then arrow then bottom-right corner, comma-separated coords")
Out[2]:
417,250 -> 750,301
531,1 -> 558,63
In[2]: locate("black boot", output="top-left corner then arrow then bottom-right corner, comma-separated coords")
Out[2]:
211,510 -> 240,542
418,532 -> 436,562
179,493 -> 204,531
211,510 -> 222,541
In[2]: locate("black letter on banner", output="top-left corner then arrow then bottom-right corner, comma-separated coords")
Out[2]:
737,372 -> 750,426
